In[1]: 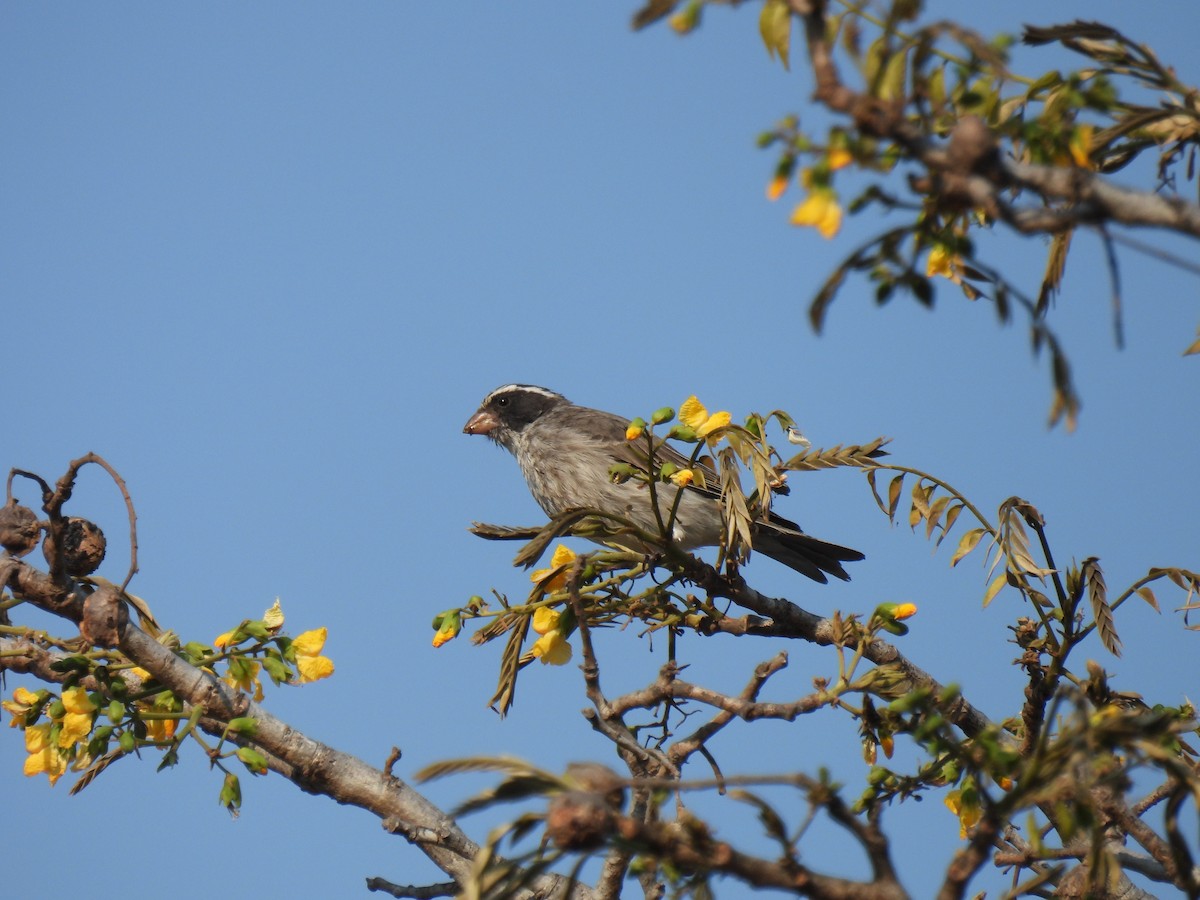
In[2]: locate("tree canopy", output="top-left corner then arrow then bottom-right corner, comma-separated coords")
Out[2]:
2,2 -> 1197,899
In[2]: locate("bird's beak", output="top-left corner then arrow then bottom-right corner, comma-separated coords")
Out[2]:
463,408 -> 499,435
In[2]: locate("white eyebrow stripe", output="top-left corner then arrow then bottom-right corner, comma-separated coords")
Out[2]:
482,384 -> 566,404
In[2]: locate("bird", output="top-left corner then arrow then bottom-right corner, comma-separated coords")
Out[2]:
463,384 -> 863,583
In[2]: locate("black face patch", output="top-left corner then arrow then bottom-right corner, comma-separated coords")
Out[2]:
484,385 -> 565,432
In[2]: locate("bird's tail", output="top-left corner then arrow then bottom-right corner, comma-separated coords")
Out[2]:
751,523 -> 864,583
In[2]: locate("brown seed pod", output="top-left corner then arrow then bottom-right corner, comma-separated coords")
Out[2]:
545,791 -> 617,851
0,500 -> 41,558
43,517 -> 107,576
80,583 -> 128,648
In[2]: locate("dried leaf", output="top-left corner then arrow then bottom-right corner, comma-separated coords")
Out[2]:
512,509 -> 597,569
782,437 -> 891,471
631,0 -> 679,30
1134,585 -> 1160,612
1083,557 -> 1121,657
489,615 -> 533,717
925,495 -> 952,540
1037,229 -> 1072,316
936,502 -> 964,547
887,473 -> 904,520
865,468 -> 888,517
951,527 -> 987,567
983,573 -> 1008,607
879,45 -> 910,101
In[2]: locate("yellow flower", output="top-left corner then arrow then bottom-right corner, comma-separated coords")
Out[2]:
945,785 -> 982,839
214,630 -> 237,650
892,603 -> 918,621
669,468 -> 695,488
766,173 -> 789,201
262,599 -> 285,631
24,723 -> 67,786
1068,123 -> 1094,168
57,687 -> 97,749
530,606 -> 572,666
531,608 -> 572,665
679,396 -> 731,441
224,658 -> 265,701
292,628 -> 334,684
625,418 -> 646,441
926,244 -> 963,285
3,686 -> 40,727
790,190 -> 842,238
532,606 -> 562,634
531,630 -> 572,665
432,611 -> 462,648
531,544 -> 578,593
145,716 -> 178,742
828,147 -> 853,170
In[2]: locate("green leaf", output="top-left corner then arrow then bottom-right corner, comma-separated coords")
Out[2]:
759,1 -> 791,70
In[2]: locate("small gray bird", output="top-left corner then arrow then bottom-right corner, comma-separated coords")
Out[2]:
464,384 -> 863,583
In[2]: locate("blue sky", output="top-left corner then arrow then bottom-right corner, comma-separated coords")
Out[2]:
2,2 -> 1197,897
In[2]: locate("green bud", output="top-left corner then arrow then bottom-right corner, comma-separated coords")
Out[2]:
608,463 -> 636,484
219,772 -> 242,814
867,766 -> 890,786
262,656 -> 290,684
888,688 -> 931,713
226,717 -> 259,735
937,684 -> 961,704
650,407 -> 675,425
47,700 -> 66,719
879,619 -> 909,636
119,730 -> 136,753
182,642 -> 211,662
108,677 -> 128,698
91,725 -> 114,743
49,655 -> 92,674
107,700 -> 124,724
236,746 -> 270,775
242,620 -> 271,641
658,461 -> 679,481
666,425 -> 698,442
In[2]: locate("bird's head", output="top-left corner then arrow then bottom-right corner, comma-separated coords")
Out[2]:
463,384 -> 567,449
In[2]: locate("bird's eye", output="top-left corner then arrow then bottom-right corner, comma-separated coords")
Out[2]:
496,397 -> 510,407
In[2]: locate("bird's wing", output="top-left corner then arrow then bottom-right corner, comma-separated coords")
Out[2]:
558,405 -> 726,500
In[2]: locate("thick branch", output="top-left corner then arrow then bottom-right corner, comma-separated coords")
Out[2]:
1,555 -> 590,900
